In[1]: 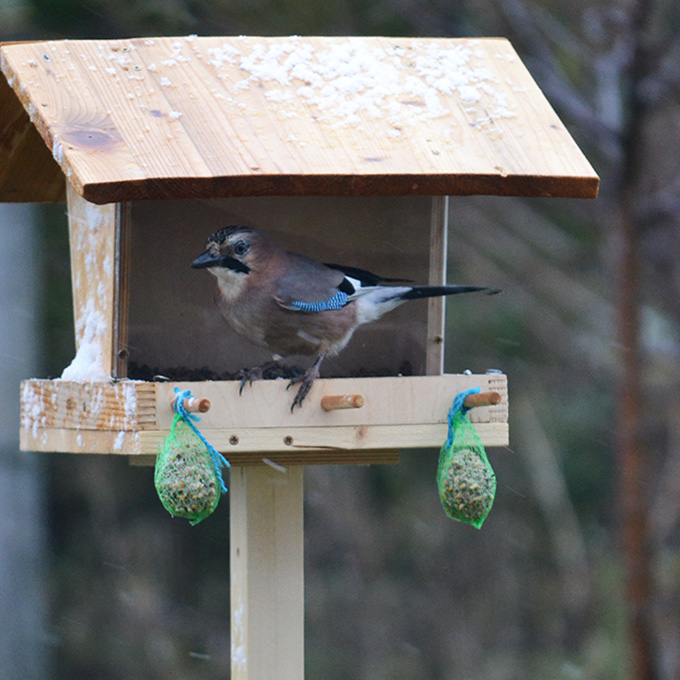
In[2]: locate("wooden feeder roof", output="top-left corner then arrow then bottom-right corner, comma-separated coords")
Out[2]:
0,35 -> 599,205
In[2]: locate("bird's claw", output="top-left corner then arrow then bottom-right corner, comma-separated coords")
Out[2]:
236,366 -> 263,395
288,376 -> 315,412
236,360 -> 282,395
286,359 -> 322,411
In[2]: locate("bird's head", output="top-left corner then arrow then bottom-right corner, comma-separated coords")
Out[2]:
191,225 -> 258,276
191,226 -> 281,300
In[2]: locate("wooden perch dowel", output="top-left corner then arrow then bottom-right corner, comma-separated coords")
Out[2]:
462,391 -> 502,409
321,394 -> 365,411
172,396 -> 211,413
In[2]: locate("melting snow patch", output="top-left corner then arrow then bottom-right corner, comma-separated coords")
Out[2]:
227,38 -> 517,129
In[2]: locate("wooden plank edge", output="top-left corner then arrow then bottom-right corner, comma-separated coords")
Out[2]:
129,451 -> 402,467
20,427 -> 140,454
20,375 -> 508,433
20,378 -> 158,431
485,372 -> 509,423
20,422 -> 508,456
78,172 -> 599,205
141,422 -> 510,451
153,374 -> 508,429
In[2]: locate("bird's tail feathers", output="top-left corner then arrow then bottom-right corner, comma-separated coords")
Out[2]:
398,285 -> 501,300
352,284 -> 500,324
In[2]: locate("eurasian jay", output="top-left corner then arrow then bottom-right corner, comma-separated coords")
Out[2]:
191,225 -> 499,410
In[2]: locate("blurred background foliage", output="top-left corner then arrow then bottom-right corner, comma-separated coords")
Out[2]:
1,0 -> 679,678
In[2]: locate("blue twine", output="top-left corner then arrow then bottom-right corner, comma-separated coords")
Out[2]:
290,290 -> 348,312
444,387 -> 481,450
172,387 -> 230,493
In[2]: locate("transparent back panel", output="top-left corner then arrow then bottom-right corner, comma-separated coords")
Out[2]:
127,196 -> 437,379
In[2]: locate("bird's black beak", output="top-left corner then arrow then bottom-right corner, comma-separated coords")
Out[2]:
191,250 -> 221,269
191,251 -> 250,273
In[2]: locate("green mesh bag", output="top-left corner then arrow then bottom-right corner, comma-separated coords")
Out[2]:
437,388 -> 496,529
154,390 -> 229,525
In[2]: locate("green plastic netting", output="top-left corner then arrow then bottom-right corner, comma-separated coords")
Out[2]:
155,411 -> 223,525
437,390 -> 496,529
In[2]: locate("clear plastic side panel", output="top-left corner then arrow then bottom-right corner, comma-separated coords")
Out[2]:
127,196 -> 435,380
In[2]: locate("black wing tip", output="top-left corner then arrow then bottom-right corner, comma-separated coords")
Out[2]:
324,262 -> 413,286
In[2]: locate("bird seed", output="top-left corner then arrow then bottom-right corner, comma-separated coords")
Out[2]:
439,449 -> 495,524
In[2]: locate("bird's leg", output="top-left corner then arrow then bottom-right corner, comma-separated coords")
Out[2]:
236,359 -> 283,395
287,354 -> 325,411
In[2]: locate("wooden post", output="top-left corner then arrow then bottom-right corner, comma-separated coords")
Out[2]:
65,185 -> 130,379
426,195 -> 448,376
230,465 -> 304,680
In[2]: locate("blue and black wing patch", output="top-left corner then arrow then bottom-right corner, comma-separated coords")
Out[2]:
275,261 -> 409,313
287,290 -> 350,312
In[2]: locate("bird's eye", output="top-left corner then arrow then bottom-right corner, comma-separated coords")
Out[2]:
233,240 -> 249,257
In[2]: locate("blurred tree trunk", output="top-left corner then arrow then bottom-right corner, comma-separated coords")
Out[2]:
616,1 -> 658,678
0,205 -> 49,679
617,186 -> 657,680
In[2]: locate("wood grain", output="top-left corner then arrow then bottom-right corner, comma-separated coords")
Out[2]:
230,466 -> 304,680
152,374 -> 508,430
1,36 -> 599,204
65,185 -> 121,378
20,374 -> 508,430
426,195 -> 448,375
20,379 -> 157,431
137,422 -> 509,455
21,422 -> 508,460
19,373 -> 509,462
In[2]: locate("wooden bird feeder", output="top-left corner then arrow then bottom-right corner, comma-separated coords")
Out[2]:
1,35 -> 598,679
